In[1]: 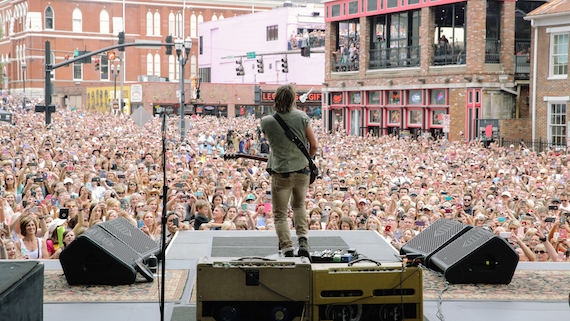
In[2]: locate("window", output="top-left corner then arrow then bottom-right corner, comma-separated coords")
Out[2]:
348,1 -> 359,14
369,10 -> 420,69
169,12 -> 175,36
147,53 -> 153,75
433,2 -> 466,66
154,12 -> 160,36
550,33 -> 568,78
267,25 -> 278,41
409,110 -> 422,125
146,11 -> 153,36
154,53 -> 160,77
431,110 -> 446,126
430,89 -> 447,105
190,14 -> 197,38
331,4 -> 341,17
368,91 -> 382,105
349,92 -> 362,104
169,55 -> 175,80
407,90 -> 423,105
369,109 -> 381,123
101,56 -> 109,81
485,0 -> 501,63
73,61 -> 82,80
100,9 -> 109,34
72,8 -> 82,32
191,55 -> 196,77
176,12 -> 182,37
387,90 -> 401,105
548,103 -> 567,145
211,14 -> 217,21
367,0 -> 378,12
199,36 -> 203,55
45,6 -> 53,30
388,110 -> 401,125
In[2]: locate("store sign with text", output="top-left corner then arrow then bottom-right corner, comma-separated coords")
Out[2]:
261,91 -> 322,103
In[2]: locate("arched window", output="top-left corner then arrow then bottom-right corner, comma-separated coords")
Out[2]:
176,12 -> 182,38
146,11 -> 153,36
219,14 -> 224,20
153,12 -> 160,36
72,7 -> 82,32
154,53 -> 160,77
211,14 -> 217,21
44,6 -> 53,30
100,9 -> 109,34
169,55 -> 175,81
147,53 -> 153,75
190,55 -> 196,77
190,14 -> 196,38
168,12 -> 175,37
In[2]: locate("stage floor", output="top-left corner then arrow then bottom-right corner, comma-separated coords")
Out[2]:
42,230 -> 570,321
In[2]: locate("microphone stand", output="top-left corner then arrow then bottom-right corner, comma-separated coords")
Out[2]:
159,111 -> 168,321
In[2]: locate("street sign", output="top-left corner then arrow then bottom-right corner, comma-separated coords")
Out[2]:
108,52 -> 116,60
130,106 -> 152,129
112,99 -> 120,110
246,52 -> 256,59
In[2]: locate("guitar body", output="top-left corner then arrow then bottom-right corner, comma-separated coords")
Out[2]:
223,153 -> 318,184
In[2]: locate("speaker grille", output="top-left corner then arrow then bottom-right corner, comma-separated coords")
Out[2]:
429,228 -> 494,266
401,218 -> 471,256
99,217 -> 160,258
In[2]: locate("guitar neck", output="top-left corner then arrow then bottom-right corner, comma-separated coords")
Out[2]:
225,153 -> 268,162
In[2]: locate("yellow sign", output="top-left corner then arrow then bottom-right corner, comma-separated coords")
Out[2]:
86,86 -> 130,113
108,52 -> 116,60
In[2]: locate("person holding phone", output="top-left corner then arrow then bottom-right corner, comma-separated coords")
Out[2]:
260,84 -> 319,258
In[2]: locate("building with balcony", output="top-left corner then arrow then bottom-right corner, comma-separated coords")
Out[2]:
0,0 -> 320,115
321,0 -> 544,141
525,0 -> 570,147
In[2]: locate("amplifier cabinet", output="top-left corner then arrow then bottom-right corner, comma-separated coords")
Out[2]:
196,256 -> 312,321
312,262 -> 423,321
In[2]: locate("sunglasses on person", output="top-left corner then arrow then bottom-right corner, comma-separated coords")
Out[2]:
534,250 -> 546,254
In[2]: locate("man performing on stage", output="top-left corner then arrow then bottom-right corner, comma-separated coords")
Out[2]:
260,84 -> 319,258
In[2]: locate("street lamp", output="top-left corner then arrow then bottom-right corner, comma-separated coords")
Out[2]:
21,62 -> 27,111
110,64 -> 121,113
175,36 -> 192,141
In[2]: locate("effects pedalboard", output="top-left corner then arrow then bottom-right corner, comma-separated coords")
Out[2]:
310,248 -> 359,263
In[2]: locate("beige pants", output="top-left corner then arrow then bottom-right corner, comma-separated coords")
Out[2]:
271,172 -> 309,253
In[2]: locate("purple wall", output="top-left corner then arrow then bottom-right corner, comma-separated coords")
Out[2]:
199,6 -> 325,85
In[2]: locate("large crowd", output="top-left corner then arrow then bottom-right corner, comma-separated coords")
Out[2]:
0,95 -> 569,263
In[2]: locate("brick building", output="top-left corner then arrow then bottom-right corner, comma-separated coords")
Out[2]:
525,0 -> 570,146
0,0 -> 297,114
321,0 -> 544,141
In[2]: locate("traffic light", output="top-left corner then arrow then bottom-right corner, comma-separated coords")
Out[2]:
281,57 -> 288,73
301,47 -> 311,57
64,54 -> 70,67
118,31 -> 125,51
257,57 -> 264,73
236,59 -> 245,76
165,35 -> 173,55
95,58 -> 100,71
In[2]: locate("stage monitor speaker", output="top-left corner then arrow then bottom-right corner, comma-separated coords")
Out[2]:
0,261 -> 44,321
429,226 -> 519,284
197,256 -> 312,321
312,261 -> 423,321
400,218 -> 472,263
59,217 -> 160,285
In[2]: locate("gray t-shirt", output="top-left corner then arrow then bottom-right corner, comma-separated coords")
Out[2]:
260,108 -> 310,174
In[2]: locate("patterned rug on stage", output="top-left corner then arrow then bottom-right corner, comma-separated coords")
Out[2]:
44,270 -> 188,302
423,269 -> 568,301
